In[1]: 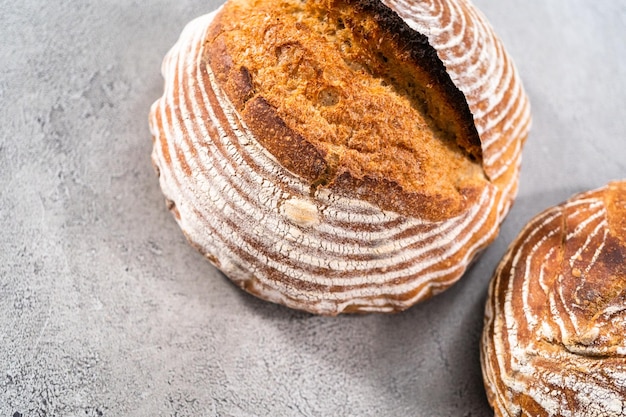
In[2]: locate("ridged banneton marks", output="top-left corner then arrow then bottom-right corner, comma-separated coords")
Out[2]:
149,1 -> 530,315
383,0 -> 532,218
481,181 -> 626,416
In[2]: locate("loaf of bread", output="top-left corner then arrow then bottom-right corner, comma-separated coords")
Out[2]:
149,0 -> 531,314
481,181 -> 626,416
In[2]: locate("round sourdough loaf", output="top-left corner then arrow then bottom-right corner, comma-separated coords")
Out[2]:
481,181 -> 626,416
149,0 -> 531,314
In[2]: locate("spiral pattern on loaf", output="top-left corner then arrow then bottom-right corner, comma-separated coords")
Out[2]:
149,0 -> 529,314
383,0 -> 531,218
481,182 -> 626,416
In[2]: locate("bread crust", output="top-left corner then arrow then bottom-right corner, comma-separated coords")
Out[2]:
242,96 -> 329,183
205,0 -> 486,221
332,0 -> 483,159
149,0 -> 531,314
481,181 -> 626,416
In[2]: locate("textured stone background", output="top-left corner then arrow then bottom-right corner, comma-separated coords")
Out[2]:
1,1 -> 624,415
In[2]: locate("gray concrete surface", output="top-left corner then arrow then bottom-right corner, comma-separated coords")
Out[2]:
1,0 -> 624,415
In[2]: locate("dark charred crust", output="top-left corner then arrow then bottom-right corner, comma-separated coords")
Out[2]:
334,0 -> 482,160
242,96 -> 328,181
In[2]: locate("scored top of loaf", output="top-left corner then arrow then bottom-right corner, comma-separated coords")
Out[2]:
481,181 -> 626,415
205,0 -> 489,221
150,0 -> 531,314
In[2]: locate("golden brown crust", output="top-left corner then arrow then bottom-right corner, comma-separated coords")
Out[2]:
481,181 -> 626,416
242,96 -> 329,182
338,0 -> 482,159
205,0 -> 488,221
327,170 -> 484,220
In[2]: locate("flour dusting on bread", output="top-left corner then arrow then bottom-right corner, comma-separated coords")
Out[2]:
150,0 -> 530,314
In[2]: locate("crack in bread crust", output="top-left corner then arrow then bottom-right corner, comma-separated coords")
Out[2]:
205,0 -> 487,221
